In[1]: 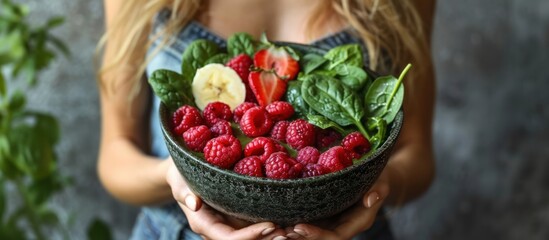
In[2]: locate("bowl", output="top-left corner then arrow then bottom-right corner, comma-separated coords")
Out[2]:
159,43 -> 404,226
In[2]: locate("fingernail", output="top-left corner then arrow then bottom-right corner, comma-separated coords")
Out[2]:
261,227 -> 275,236
273,236 -> 287,240
366,192 -> 380,208
294,228 -> 307,237
287,233 -> 301,239
185,195 -> 197,211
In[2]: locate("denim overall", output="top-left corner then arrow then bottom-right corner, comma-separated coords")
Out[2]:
131,9 -> 395,240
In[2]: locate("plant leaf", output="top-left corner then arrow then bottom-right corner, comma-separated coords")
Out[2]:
323,44 -> 363,69
181,39 -> 219,82
306,114 -> 347,134
87,219 -> 113,240
205,53 -> 230,65
364,76 -> 405,124
300,53 -> 326,74
284,80 -> 313,117
148,69 -> 195,110
0,71 -> 6,97
227,33 -> 256,57
334,64 -> 369,91
301,74 -> 364,127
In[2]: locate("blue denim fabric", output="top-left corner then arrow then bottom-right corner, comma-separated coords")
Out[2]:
131,9 -> 394,240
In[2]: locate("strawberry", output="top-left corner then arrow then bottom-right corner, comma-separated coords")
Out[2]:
253,47 -> 299,80
248,71 -> 287,107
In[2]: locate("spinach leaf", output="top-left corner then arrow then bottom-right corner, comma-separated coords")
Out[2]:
181,40 -> 219,82
227,33 -> 256,57
285,80 -> 313,117
334,64 -> 369,91
301,74 -> 370,138
306,114 -> 348,135
366,117 -> 387,150
364,64 -> 410,124
283,46 -> 301,61
324,44 -> 363,69
300,53 -> 327,74
205,53 -> 230,65
148,69 -> 195,110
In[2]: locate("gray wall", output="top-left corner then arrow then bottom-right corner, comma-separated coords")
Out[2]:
17,0 -> 549,239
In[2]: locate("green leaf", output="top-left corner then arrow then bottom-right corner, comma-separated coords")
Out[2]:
300,53 -> 327,74
227,33 -> 256,57
301,74 -> 364,126
283,46 -> 301,61
37,207 -> 60,225
205,53 -> 230,65
47,35 -> 70,57
28,111 -> 59,143
334,64 -> 369,91
0,30 -> 25,65
364,64 -> 410,124
366,117 -> 387,150
181,39 -> 219,82
306,114 -> 347,134
8,90 -> 26,113
324,44 -> 363,69
87,219 -> 113,240
0,71 -> 5,97
44,16 -> 64,29
284,80 -> 313,117
301,74 -> 369,138
148,69 -> 195,110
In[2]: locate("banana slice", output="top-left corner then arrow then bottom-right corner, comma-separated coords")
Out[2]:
192,63 -> 246,111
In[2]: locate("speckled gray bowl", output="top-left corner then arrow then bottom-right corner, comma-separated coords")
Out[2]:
160,43 -> 403,226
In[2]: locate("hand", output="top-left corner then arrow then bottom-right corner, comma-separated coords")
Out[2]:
285,168 -> 392,240
165,158 -> 286,240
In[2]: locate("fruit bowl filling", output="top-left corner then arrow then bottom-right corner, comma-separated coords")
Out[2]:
149,33 -> 410,180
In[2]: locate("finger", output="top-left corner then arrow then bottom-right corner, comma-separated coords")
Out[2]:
293,223 -> 340,240
208,221 -> 280,240
166,165 -> 203,211
332,182 -> 389,237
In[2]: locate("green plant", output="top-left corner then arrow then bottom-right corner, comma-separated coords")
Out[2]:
0,0 -> 111,239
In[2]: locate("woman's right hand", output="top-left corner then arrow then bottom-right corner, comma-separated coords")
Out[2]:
165,158 -> 287,240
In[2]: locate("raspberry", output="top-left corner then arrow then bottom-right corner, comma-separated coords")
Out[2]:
265,101 -> 295,121
233,156 -> 264,177
273,141 -> 288,154
233,102 -> 257,123
203,135 -> 242,169
226,54 -> 256,103
296,146 -> 320,165
269,120 -> 289,142
341,132 -> 371,160
315,128 -> 342,149
203,102 -> 232,126
210,120 -> 233,137
285,119 -> 315,150
318,146 -> 353,173
182,125 -> 212,152
172,105 -> 204,135
265,152 -> 303,179
301,163 -> 328,178
244,137 -> 276,163
239,107 -> 274,137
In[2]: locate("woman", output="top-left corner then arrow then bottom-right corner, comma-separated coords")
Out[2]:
97,0 -> 436,239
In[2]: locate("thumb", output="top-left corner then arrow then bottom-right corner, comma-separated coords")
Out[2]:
166,160 -> 202,211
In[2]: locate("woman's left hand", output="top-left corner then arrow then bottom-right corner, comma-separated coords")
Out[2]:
286,168 -> 391,240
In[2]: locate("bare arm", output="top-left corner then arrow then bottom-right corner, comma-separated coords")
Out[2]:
96,0 -> 172,205
384,0 -> 437,205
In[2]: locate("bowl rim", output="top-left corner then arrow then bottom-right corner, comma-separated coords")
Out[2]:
160,104 -> 403,186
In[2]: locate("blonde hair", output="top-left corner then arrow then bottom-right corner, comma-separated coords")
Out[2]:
97,0 -> 428,98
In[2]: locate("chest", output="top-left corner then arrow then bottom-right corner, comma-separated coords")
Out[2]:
195,0 -> 344,44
